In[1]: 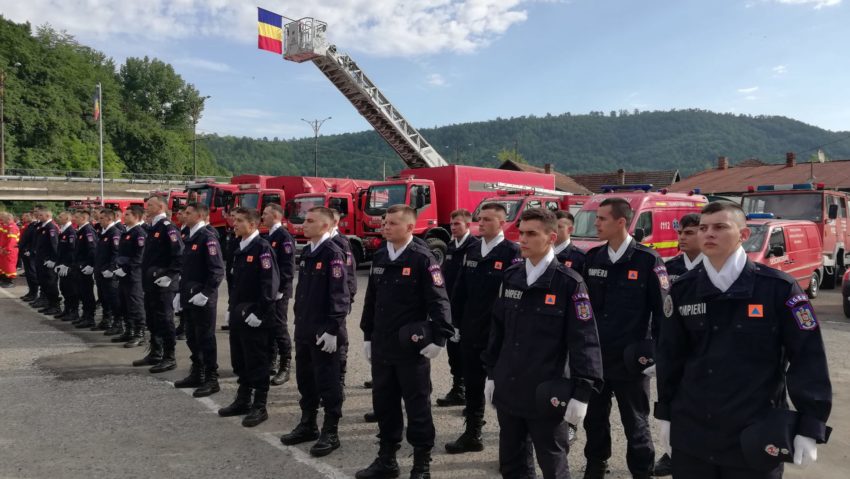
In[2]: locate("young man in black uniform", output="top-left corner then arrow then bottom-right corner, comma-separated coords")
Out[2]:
329,209 -> 355,395
54,211 -> 78,321
281,206 -> 350,457
484,208 -> 604,479
173,202 -> 225,398
175,204 -> 190,341
18,212 -> 40,301
221,212 -> 239,331
554,210 -> 587,276
136,195 -> 183,373
113,205 -> 147,347
582,198 -> 669,479
94,208 -> 123,332
261,203 -> 295,386
72,209 -> 98,329
447,202 -> 522,454
655,202 -> 832,479
33,207 -> 62,316
218,207 -> 280,427
436,208 -> 479,408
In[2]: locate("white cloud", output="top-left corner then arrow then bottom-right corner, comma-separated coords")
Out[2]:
426,73 -> 447,87
772,64 -> 788,75
737,86 -> 760,94
744,95 -> 759,101
173,58 -> 233,73
773,0 -> 841,8
0,0 -> 535,56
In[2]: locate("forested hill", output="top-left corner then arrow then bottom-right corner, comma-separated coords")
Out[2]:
205,110 -> 850,179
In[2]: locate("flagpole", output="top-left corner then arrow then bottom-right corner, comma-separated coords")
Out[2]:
97,82 -> 104,206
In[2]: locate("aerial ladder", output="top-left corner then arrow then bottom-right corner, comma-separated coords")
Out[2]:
282,18 -> 449,170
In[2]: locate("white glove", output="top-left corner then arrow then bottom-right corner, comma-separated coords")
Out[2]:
44,260 -> 56,268
642,365 -> 656,378
53,265 -> 61,273
450,328 -> 461,343
316,333 -> 338,353
154,276 -> 172,288
275,292 -> 284,300
659,420 -> 672,455
57,265 -> 69,277
172,293 -> 182,313
793,435 -> 818,467
419,343 -> 444,360
244,313 -> 262,328
81,265 -> 94,275
114,268 -> 126,278
101,270 -> 114,278
363,341 -> 371,363
23,251 -> 30,257
189,292 -> 209,307
484,379 -> 495,407
564,399 -> 588,425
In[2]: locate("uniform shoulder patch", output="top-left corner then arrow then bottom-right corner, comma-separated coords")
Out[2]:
168,229 -> 179,242
428,264 -> 444,287
792,303 -> 818,331
785,294 -> 809,308
331,258 -> 344,279
207,241 -> 218,256
663,295 -> 674,318
574,297 -> 593,322
511,257 -> 523,265
137,235 -> 145,247
284,242 -> 293,254
260,252 -> 272,270
654,265 -> 670,291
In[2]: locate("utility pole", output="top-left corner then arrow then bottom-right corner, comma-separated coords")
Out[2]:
302,117 -> 332,176
189,95 -> 211,179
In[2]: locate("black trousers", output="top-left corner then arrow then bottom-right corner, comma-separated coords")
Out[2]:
118,277 -> 145,328
583,376 -> 654,475
498,409 -> 571,479
59,270 -> 78,311
272,298 -> 292,361
23,253 -> 39,294
95,272 -> 118,318
672,448 -> 783,479
144,287 -> 176,347
36,262 -> 59,304
447,338 -> 463,379
295,340 -> 343,418
461,342 -> 487,420
77,269 -> 96,316
185,302 -> 218,372
229,325 -> 272,393
372,357 -> 435,448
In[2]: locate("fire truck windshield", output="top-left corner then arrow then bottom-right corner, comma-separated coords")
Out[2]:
365,185 -> 407,216
572,210 -> 598,238
289,196 -> 325,224
472,200 -> 523,222
743,224 -> 768,253
187,186 -> 213,207
742,193 -> 822,222
235,193 -> 259,210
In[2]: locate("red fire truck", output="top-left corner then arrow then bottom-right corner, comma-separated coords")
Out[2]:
285,179 -> 375,245
185,179 -> 241,235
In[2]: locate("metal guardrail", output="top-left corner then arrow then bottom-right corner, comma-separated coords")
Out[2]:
0,169 -> 230,185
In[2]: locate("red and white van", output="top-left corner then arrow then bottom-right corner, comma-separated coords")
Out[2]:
743,214 -> 823,297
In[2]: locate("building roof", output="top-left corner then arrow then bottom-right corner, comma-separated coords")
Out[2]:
569,169 -> 681,194
497,160 -> 592,195
670,159 -> 850,195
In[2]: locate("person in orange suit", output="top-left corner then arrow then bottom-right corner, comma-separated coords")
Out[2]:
0,212 -> 20,288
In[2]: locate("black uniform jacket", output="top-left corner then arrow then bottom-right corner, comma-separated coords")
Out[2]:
664,253 -> 702,282
115,225 -> 146,280
361,239 -> 453,363
180,225 -> 225,304
141,218 -> 183,291
74,223 -> 97,269
484,260 -> 604,418
584,239 -> 670,380
35,220 -> 59,263
442,233 -> 481,298
266,225 -> 296,300
655,260 -> 832,467
95,223 -> 123,272
57,225 -> 78,267
452,239 -> 522,348
331,232 -> 357,305
228,234 -> 279,330
19,221 -> 38,255
293,238 -> 349,342
555,242 -> 587,277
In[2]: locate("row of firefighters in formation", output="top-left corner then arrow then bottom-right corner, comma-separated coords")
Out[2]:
0,195 -> 833,479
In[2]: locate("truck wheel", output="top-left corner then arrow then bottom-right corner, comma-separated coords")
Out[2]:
807,270 -> 819,299
821,265 -> 836,290
426,237 -> 448,265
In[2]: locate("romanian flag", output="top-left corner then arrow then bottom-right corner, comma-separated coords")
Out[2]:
258,7 -> 283,54
92,88 -> 100,121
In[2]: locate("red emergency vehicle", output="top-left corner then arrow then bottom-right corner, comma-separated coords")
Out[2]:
185,180 -> 240,235
285,179 -> 375,247
743,214 -> 823,297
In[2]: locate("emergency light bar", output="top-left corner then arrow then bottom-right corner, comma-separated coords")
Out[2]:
471,181 -> 570,197
749,183 -> 825,192
746,213 -> 775,220
601,184 -> 653,193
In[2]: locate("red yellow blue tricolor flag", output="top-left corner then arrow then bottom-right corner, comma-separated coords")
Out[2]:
257,7 -> 283,54
92,87 -> 101,121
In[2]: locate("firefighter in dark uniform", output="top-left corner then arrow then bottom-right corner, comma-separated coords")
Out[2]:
34,207 -> 62,316
656,202 -> 832,479
221,212 -> 239,331
173,202 -> 225,398
175,204 -> 189,341
330,209 -> 355,394
261,203 -> 296,386
484,208 -> 604,479
582,198 -> 669,479
113,205 -> 147,347
135,195 -> 184,373
554,210 -> 587,276
357,205 -> 453,479
94,208 -> 122,332
218,207 -> 280,427
72,209 -> 98,329
281,206 -> 350,457
447,202 -> 522,454
18,212 -> 40,302
435,208 -> 479,408
53,211 -> 78,321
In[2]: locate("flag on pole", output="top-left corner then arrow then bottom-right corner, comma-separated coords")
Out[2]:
257,7 -> 283,54
93,87 -> 101,121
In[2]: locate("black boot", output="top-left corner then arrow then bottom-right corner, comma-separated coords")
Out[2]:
21,292 -> 36,301
193,369 -> 220,397
218,386 -> 252,417
281,410 -> 320,445
410,447 -> 432,479
271,356 -> 290,386
63,307 -> 80,323
124,327 -> 145,348
444,416 -> 485,454
149,342 -> 177,373
31,297 -> 47,309
132,336 -> 163,367
40,304 -> 62,316
242,390 -> 268,427
92,315 -> 111,331
355,442 -> 401,479
76,313 -> 95,329
54,304 -> 69,319
652,453 -> 672,477
104,318 -> 123,336
436,376 -> 466,407
364,411 -> 378,423
582,460 -> 610,479
112,324 -> 133,343
310,415 -> 341,457
174,362 -> 204,388
269,342 -> 280,376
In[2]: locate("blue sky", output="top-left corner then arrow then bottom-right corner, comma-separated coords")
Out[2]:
2,0 -> 848,139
